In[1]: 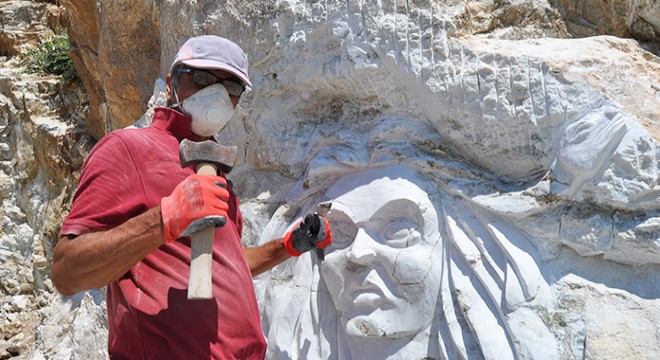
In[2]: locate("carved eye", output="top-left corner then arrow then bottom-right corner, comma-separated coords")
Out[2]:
381,218 -> 420,248
328,221 -> 357,250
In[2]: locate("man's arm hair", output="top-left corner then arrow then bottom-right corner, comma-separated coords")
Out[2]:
51,207 -> 165,296
243,239 -> 291,277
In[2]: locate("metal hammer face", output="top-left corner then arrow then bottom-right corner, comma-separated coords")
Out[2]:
179,139 -> 237,174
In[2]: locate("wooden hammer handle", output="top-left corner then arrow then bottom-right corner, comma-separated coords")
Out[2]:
188,163 -> 218,300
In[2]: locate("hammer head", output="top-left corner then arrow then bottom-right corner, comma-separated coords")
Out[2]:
179,139 -> 237,174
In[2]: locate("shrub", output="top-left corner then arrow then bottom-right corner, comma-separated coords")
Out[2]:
20,26 -> 79,82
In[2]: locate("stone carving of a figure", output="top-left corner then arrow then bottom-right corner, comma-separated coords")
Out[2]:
260,165 -> 558,360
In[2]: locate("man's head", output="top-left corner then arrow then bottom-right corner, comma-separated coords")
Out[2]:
166,35 -> 251,109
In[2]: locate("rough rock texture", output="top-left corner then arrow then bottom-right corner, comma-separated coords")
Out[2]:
0,2 -> 96,358
553,0 -> 660,52
0,0 -> 658,359
0,1 -> 63,57
60,0 -> 660,141
59,0 -> 160,141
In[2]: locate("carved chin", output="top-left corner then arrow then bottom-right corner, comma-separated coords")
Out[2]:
344,316 -> 421,339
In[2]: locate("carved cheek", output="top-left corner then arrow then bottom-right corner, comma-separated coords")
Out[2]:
321,250 -> 350,300
392,248 -> 434,285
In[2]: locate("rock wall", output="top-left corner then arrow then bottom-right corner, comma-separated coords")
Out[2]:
0,69 -> 85,355
0,0 -> 658,359
0,1 -> 100,358
61,0 -> 660,141
59,0 -> 160,141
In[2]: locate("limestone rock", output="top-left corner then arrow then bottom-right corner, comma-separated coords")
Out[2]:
553,0 -> 660,52
55,0 -> 658,141
0,8 -> 93,356
60,0 -> 160,140
56,0 -> 102,142
30,291 -> 108,360
0,1 -> 60,57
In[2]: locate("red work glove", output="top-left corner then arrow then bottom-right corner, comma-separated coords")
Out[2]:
282,213 -> 332,256
161,174 -> 229,243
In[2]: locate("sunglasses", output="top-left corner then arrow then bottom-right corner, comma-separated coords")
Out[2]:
175,67 -> 246,97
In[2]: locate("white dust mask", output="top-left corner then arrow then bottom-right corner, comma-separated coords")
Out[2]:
178,84 -> 235,137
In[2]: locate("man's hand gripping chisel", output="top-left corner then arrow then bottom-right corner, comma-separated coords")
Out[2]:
282,206 -> 333,260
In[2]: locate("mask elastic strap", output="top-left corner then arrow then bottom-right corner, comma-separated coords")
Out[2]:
170,75 -> 184,110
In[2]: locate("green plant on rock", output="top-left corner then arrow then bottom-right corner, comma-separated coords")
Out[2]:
20,26 -> 78,82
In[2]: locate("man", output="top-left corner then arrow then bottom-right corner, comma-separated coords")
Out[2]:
50,35 -> 332,359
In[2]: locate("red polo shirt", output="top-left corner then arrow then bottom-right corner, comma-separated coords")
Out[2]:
61,107 -> 266,359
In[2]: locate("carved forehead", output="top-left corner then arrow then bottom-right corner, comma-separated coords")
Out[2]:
324,166 -> 436,221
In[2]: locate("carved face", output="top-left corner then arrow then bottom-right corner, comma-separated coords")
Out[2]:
319,167 -> 443,339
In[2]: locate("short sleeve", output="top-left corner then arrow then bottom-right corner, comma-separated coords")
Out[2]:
61,133 -> 149,236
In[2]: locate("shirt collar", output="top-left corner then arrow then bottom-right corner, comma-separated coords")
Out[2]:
150,107 -> 196,142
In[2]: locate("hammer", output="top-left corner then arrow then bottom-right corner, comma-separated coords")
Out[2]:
179,138 -> 237,300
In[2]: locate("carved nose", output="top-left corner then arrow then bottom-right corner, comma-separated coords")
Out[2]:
346,228 -> 377,264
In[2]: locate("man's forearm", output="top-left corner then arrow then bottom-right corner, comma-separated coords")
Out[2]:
244,239 -> 291,276
51,207 -> 165,296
